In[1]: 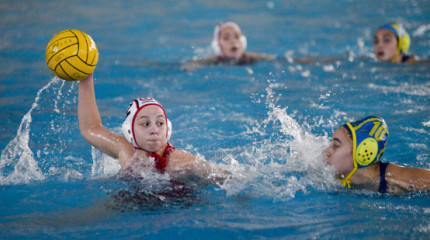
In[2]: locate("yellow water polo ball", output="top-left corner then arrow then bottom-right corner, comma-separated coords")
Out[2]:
46,29 -> 99,81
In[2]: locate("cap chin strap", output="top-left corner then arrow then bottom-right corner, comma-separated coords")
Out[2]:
390,53 -> 399,63
390,46 -> 401,63
342,167 -> 357,188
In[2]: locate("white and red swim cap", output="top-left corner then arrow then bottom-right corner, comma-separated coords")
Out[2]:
122,98 -> 172,149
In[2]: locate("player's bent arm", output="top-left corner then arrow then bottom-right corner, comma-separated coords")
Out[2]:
78,73 -> 134,162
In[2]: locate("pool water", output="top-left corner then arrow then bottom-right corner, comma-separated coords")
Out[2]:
1,0 -> 430,239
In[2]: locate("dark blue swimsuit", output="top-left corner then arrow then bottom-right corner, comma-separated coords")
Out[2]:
378,162 -> 390,193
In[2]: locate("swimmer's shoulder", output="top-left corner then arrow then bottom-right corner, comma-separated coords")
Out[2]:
242,52 -> 276,60
180,56 -> 219,71
385,163 -> 430,193
168,148 -> 195,164
118,140 -> 145,169
166,148 -> 201,176
403,54 -> 420,63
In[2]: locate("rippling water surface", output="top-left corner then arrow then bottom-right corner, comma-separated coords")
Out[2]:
1,0 -> 430,239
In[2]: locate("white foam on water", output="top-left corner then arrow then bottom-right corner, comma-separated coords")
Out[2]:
368,82 -> 430,96
90,146 -> 121,178
217,86 -> 339,200
413,24 -> 430,37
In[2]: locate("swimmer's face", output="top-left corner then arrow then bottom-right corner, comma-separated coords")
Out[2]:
133,105 -> 168,153
219,26 -> 245,58
323,127 -> 354,178
373,29 -> 398,61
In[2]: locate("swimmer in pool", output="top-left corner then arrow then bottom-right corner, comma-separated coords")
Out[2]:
373,22 -> 420,63
324,116 -> 430,194
78,73 -> 217,179
181,21 -> 275,71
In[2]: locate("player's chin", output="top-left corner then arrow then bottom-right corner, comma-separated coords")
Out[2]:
145,140 -> 164,152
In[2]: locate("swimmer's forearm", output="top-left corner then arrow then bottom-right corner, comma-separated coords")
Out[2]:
78,73 -> 102,140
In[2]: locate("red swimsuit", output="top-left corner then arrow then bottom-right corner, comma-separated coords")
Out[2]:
124,143 -> 176,176
150,142 -> 176,173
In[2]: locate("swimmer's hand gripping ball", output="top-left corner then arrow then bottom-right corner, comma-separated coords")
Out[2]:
46,29 -> 98,81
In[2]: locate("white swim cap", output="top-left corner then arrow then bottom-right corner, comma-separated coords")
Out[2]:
122,98 -> 172,149
211,21 -> 247,57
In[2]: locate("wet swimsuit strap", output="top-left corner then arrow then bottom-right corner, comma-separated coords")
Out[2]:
150,143 -> 176,173
401,54 -> 412,63
378,162 -> 390,193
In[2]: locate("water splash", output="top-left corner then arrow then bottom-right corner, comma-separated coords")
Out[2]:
413,24 -> 430,37
0,77 -> 61,185
217,85 -> 339,200
90,145 -> 121,178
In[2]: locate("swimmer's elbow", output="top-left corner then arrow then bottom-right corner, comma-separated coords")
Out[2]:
79,123 -> 103,142
79,127 -> 91,140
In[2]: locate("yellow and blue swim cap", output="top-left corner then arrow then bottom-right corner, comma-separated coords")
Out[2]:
378,22 -> 411,55
341,116 -> 389,187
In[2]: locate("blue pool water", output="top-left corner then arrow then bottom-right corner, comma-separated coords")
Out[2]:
1,0 -> 430,239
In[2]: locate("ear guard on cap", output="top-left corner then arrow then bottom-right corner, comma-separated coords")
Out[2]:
393,23 -> 410,54
355,138 -> 379,166
341,116 -> 389,187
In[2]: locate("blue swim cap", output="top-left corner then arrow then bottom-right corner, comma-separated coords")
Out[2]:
341,116 -> 389,187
